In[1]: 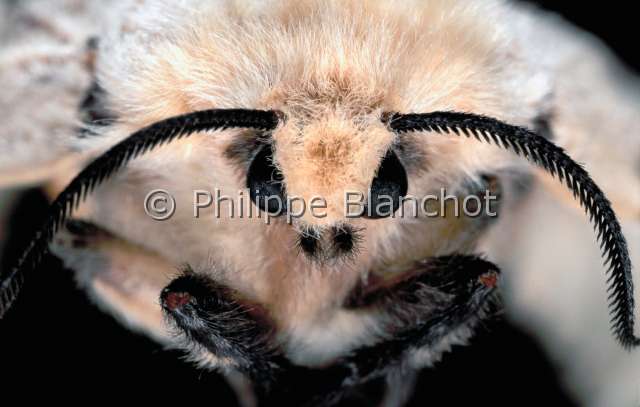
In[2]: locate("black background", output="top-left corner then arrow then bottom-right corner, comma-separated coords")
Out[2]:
0,2 -> 636,405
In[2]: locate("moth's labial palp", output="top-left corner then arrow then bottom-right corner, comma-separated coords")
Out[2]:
332,226 -> 355,254
331,225 -> 363,260
297,228 -> 323,259
296,224 -> 363,261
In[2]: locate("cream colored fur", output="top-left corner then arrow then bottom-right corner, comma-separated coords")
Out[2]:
1,0 -> 638,404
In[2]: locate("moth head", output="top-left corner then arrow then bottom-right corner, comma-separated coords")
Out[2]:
246,109 -> 409,260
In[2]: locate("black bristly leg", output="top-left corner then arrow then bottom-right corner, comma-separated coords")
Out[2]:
339,255 -> 501,381
264,255 -> 502,406
159,269 -> 374,406
160,269 -> 280,386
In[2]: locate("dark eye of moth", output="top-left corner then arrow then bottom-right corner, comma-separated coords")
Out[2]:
364,150 -> 409,219
247,143 -> 287,216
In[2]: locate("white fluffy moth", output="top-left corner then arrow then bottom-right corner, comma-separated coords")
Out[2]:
0,0 -> 638,406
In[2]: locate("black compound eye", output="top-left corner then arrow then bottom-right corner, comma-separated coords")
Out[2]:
364,150 -> 408,219
247,144 -> 287,216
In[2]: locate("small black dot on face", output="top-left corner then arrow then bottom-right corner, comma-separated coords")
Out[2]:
298,230 -> 322,258
332,227 -> 355,254
332,225 -> 364,260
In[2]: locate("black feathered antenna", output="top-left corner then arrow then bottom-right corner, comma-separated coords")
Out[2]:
0,109 -> 281,318
387,111 -> 639,349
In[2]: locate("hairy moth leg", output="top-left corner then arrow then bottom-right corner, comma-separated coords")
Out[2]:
343,255 -> 501,377
263,255 -> 501,407
51,219 -> 175,343
160,271 -> 280,384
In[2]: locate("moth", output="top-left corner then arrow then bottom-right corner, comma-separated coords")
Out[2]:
0,0 -> 638,406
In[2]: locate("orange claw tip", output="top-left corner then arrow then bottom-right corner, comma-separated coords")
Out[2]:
162,291 -> 192,311
479,271 -> 499,289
